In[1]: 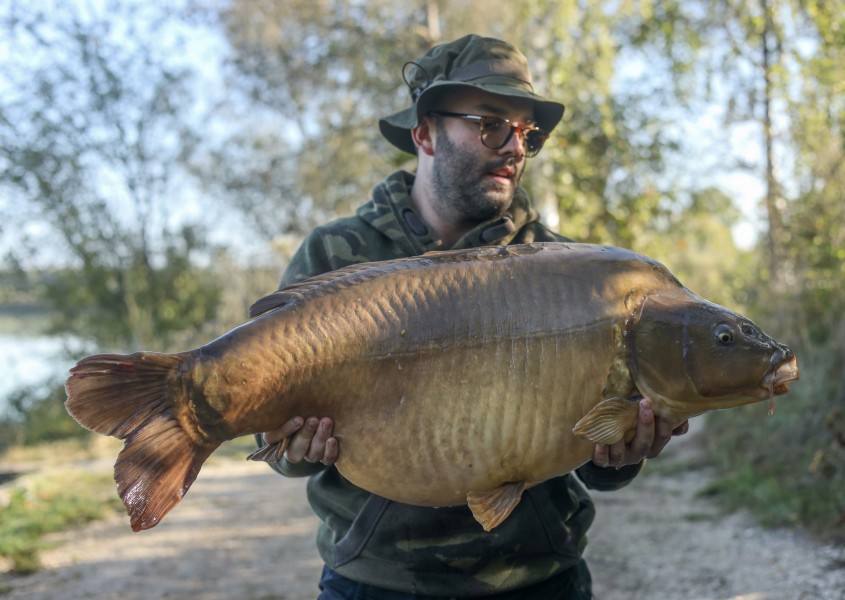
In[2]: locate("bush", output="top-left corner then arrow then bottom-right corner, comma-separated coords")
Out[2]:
0,470 -> 121,574
0,379 -> 87,454
702,332 -> 845,541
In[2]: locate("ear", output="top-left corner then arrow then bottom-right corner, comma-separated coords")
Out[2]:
411,118 -> 436,157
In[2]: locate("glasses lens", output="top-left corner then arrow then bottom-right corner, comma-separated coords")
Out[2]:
524,129 -> 548,157
479,117 -> 510,149
477,116 -> 548,157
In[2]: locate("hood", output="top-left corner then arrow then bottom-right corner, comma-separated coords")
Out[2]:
357,170 -> 544,254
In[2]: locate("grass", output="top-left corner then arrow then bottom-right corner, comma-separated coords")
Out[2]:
639,454 -> 711,478
0,433 -> 262,575
0,435 -> 121,467
0,436 -> 124,574
700,338 -> 845,541
0,468 -> 122,574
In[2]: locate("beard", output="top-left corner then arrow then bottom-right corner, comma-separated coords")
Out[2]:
430,125 -> 524,226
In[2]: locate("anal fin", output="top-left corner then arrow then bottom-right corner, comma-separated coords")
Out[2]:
572,398 -> 640,444
467,481 -> 529,532
247,437 -> 290,463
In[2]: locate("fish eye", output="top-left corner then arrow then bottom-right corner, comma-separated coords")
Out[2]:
715,325 -> 734,345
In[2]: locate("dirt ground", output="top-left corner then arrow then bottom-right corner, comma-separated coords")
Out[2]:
2,425 -> 844,600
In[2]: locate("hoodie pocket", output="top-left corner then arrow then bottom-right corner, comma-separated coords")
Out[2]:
332,494 -> 392,568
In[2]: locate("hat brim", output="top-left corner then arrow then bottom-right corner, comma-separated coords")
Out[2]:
379,81 -> 565,155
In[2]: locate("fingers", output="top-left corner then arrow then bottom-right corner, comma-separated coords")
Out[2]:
591,398 -> 655,468
591,443 -> 611,468
648,417 -> 689,459
304,417 -> 337,464
591,399 -> 691,469
263,416 -> 304,445
321,435 -> 339,465
629,397 -> 656,461
283,416 -> 337,465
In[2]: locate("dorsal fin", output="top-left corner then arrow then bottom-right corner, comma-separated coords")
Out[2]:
248,245 -> 533,319
248,263 -> 378,318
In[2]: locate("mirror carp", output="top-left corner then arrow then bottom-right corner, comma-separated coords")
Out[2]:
65,243 -> 799,532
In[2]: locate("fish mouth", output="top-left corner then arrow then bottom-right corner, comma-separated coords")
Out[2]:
763,354 -> 799,396
757,354 -> 798,416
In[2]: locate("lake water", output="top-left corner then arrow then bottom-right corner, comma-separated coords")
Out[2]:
0,334 -> 83,415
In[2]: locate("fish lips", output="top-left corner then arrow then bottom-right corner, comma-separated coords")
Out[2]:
763,353 -> 799,396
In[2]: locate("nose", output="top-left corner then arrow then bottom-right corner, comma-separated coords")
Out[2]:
771,342 -> 794,366
499,126 -> 527,158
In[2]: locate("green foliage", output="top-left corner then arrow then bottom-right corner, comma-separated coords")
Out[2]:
0,470 -> 122,574
786,189 -> 845,345
0,2 -> 226,351
40,227 -> 223,350
638,187 -> 754,311
208,0 -> 421,229
0,380 -> 88,454
782,6 -> 845,346
702,332 -> 845,540
512,1 -> 689,249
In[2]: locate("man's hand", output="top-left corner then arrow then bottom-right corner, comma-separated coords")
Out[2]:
591,397 -> 689,469
262,416 -> 339,465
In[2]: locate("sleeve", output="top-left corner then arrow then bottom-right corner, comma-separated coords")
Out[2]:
279,218 -> 384,288
574,460 -> 644,491
278,228 -> 336,288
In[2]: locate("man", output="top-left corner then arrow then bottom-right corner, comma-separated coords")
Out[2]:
259,34 -> 688,599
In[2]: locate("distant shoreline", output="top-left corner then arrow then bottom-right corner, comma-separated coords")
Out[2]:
0,303 -> 51,336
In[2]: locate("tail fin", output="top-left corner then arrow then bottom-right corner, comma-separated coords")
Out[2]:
65,352 -> 219,531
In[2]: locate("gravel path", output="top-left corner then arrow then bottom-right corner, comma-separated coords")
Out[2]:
585,425 -> 845,600
2,427 -> 844,599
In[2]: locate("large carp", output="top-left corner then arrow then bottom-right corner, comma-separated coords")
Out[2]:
65,243 -> 798,532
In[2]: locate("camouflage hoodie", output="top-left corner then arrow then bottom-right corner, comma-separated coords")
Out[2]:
266,169 -> 642,597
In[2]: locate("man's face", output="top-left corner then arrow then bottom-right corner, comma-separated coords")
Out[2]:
428,89 -> 535,227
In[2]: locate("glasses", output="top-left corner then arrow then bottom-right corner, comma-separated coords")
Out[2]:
428,111 -> 549,158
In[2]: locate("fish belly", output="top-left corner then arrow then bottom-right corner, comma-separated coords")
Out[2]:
285,332 -> 613,506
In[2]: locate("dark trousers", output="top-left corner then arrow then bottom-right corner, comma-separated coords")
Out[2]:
317,561 -> 594,600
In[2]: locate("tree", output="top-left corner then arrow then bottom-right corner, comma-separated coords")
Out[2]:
202,0 -> 432,232
508,1 -> 686,250
648,0 -> 845,536
215,1 -> 693,249
783,2 -> 845,344
645,0 -> 845,331
0,0 -> 224,350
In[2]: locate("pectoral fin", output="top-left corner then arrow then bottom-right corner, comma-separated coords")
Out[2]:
467,481 -> 528,532
572,398 -> 640,444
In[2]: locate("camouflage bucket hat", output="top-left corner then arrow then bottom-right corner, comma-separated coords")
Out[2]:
379,34 -> 565,155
